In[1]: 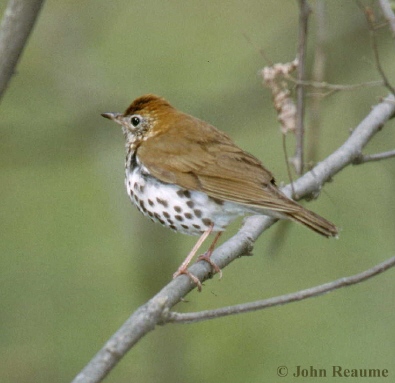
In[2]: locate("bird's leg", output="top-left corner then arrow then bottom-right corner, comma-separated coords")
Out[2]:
173,224 -> 214,291
196,231 -> 223,279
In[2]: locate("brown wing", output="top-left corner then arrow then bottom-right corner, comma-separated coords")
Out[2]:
137,113 -> 300,214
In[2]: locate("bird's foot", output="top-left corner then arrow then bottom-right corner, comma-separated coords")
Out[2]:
196,251 -> 222,279
173,268 -> 202,291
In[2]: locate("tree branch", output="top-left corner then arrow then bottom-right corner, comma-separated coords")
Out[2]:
353,149 -> 395,164
291,0 -> 311,175
359,2 -> 395,96
379,0 -> 395,40
291,79 -> 383,96
165,255 -> 395,323
308,0 -> 327,166
72,94 -> 395,383
0,0 -> 45,102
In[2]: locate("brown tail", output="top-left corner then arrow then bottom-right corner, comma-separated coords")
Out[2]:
287,207 -> 338,238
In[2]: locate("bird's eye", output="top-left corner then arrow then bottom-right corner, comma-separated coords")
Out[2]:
131,116 -> 141,127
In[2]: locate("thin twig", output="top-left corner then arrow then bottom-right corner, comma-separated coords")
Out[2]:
353,149 -> 395,164
378,0 -> 395,40
242,33 -> 273,66
289,78 -> 383,92
282,134 -> 296,197
0,0 -> 45,102
359,3 -> 395,96
292,0 -> 311,175
165,256 -> 395,323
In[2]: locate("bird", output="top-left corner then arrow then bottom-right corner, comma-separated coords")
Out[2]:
101,94 -> 338,290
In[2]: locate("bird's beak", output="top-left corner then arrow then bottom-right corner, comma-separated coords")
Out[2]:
101,112 -> 120,121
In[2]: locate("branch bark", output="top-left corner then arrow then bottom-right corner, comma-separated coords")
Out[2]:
0,0 -> 45,102
72,94 -> 395,383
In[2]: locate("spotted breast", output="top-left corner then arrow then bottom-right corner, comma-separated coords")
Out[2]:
125,154 -> 246,235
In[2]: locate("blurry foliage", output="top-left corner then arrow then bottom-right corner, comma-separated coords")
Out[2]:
0,1 -> 395,382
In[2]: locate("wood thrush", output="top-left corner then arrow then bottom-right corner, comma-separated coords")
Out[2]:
102,94 -> 338,290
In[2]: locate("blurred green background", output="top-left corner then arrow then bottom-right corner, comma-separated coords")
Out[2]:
1,1 -> 395,382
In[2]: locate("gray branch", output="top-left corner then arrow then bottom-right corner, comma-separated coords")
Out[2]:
0,0 -> 45,102
165,255 -> 395,323
379,0 -> 395,40
71,94 -> 395,383
292,0 -> 311,175
353,149 -> 395,164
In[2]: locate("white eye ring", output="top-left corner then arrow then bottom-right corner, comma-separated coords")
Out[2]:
130,115 -> 141,127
